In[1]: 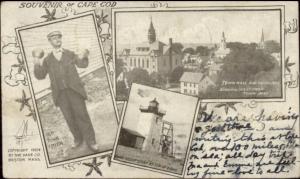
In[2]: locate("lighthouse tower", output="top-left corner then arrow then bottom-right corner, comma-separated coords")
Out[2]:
136,98 -> 166,152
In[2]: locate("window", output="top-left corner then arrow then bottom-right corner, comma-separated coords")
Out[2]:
152,138 -> 155,145
184,89 -> 187,93
184,82 -> 187,87
146,59 -> 149,68
134,58 -> 136,67
130,58 -> 132,66
138,58 -> 140,67
142,59 -> 144,68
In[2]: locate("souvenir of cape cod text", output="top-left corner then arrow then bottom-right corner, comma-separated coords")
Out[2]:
1,1 -> 299,178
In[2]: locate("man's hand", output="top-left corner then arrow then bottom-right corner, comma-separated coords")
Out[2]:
33,57 -> 44,66
32,48 -> 45,65
78,49 -> 89,59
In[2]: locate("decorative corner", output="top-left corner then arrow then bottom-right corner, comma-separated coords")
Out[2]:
214,102 -> 240,115
83,157 -> 103,176
284,18 -> 298,34
96,10 -> 112,42
41,8 -> 57,21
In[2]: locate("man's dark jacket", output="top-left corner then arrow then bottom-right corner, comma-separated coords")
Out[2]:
34,49 -> 88,106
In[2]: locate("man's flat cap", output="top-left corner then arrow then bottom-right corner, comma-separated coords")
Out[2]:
47,31 -> 62,39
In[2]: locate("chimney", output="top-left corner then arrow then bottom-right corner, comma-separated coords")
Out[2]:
169,38 -> 173,71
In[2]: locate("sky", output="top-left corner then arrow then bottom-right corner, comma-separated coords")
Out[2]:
122,83 -> 198,149
116,10 -> 281,45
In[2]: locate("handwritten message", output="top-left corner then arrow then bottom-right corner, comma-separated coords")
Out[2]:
187,107 -> 299,178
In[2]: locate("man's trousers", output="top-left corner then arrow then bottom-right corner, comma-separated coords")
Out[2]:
57,89 -> 96,145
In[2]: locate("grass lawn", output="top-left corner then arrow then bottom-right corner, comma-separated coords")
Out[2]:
115,145 -> 185,175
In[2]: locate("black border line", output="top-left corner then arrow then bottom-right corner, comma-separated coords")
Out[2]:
112,7 -> 285,102
15,10 -> 119,168
111,82 -> 200,177
1,2 -> 298,179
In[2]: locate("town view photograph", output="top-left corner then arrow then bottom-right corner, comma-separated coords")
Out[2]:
115,10 -> 282,100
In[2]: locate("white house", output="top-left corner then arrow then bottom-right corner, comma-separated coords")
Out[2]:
179,72 -> 216,95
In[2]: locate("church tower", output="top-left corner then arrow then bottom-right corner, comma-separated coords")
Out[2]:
258,29 -> 265,49
148,17 -> 156,44
220,31 -> 227,49
215,31 -> 230,58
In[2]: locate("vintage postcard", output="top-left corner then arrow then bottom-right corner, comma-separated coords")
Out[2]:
1,1 -> 299,178
15,11 -> 119,166
113,6 -> 285,102
112,83 -> 199,177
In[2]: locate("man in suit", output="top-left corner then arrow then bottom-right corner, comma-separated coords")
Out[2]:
33,31 -> 98,152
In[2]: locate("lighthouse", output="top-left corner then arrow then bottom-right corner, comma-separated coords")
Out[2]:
136,98 -> 166,152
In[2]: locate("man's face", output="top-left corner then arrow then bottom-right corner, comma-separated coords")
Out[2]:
48,35 -> 62,48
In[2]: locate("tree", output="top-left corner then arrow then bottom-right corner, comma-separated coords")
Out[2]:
149,72 -> 167,87
183,47 -> 195,54
249,42 -> 258,50
195,46 -> 210,56
116,58 -> 125,77
221,44 -> 278,81
116,81 -> 129,100
264,40 -> 281,54
172,43 -> 184,53
226,42 -> 248,51
126,68 -> 151,85
169,66 -> 184,83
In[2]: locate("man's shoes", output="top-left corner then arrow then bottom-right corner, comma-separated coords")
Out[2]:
88,144 -> 99,152
71,141 -> 82,148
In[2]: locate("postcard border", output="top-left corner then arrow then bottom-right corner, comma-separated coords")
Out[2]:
111,82 -> 200,177
15,10 -> 120,168
112,6 -> 286,103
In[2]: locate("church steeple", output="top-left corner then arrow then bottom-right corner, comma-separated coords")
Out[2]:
148,16 -> 156,44
260,29 -> 264,43
258,29 -> 265,49
220,31 -> 226,49
222,32 -> 226,42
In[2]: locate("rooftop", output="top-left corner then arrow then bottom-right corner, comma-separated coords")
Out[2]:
179,72 -> 205,83
122,127 -> 145,138
120,40 -> 182,56
139,105 -> 166,116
